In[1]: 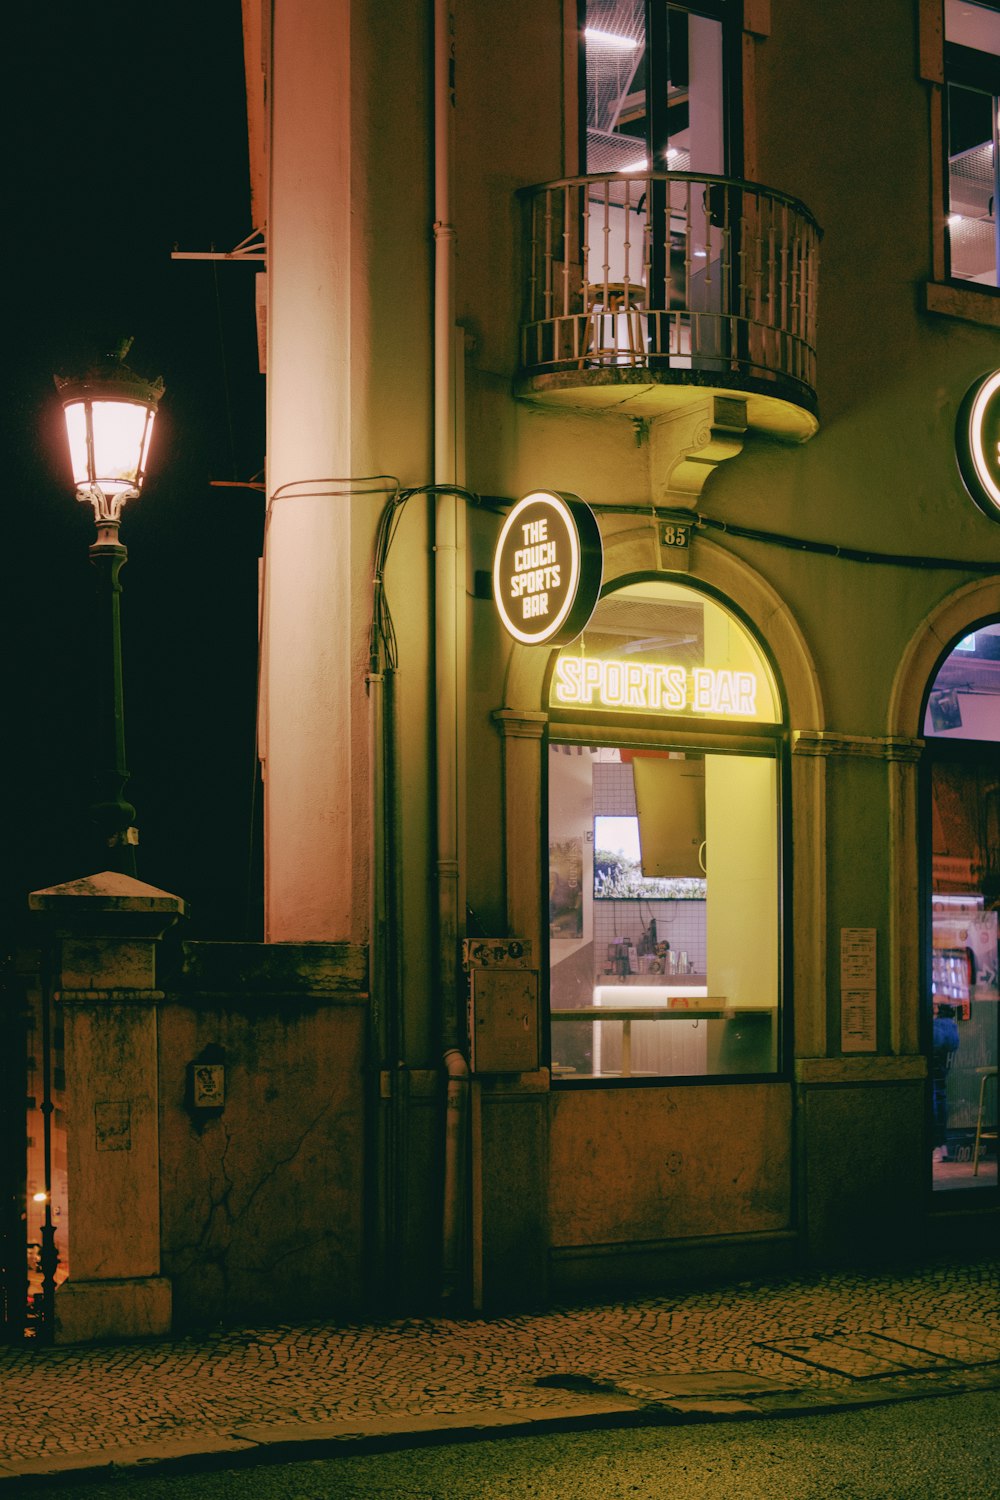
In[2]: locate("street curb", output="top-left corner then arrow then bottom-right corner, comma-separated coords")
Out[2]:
2,1365 -> 999,1492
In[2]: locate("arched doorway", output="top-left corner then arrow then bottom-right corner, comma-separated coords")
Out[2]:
487,524 -> 830,1294
922,622 -> 1000,1191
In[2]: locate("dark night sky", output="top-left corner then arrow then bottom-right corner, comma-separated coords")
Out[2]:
4,2 -> 265,940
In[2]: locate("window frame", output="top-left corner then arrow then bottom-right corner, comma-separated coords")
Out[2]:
923,0 -> 1000,321
944,32 -> 1000,289
542,572 -> 792,1089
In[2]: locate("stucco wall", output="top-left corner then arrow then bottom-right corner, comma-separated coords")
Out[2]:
158,943 -> 367,1327
260,0 -> 1000,1305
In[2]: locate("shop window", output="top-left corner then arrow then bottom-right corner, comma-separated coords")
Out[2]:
547,579 -> 784,1084
923,620 -> 1000,1189
945,0 -> 1000,287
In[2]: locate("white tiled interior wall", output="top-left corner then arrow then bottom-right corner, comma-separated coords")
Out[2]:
593,761 -> 636,815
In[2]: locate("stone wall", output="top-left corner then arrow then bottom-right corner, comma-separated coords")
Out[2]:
158,941 -> 368,1328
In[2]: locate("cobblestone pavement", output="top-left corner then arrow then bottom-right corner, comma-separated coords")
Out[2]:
0,1256 -> 998,1487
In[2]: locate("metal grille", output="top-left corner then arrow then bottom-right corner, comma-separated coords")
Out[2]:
951,139 -> 994,193
519,171 -> 821,404
586,130 -> 690,175
584,0 -> 646,134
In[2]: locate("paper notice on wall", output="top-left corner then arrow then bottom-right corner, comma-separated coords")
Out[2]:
841,988 -> 877,1052
840,928 -> 877,1052
841,927 -> 877,988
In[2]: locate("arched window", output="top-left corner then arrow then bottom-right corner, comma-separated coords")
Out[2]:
546,577 -> 786,1083
922,620 -> 1000,1188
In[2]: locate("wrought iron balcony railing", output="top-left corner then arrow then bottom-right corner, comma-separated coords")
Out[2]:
518,173 -> 821,430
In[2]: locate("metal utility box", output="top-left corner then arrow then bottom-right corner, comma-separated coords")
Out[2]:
463,939 -> 539,1074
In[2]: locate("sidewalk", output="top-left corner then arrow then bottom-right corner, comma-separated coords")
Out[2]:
1,1255 -> 998,1489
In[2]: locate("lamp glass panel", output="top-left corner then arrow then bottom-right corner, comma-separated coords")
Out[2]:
63,402 -> 91,487
138,410 -> 155,479
90,400 -> 152,493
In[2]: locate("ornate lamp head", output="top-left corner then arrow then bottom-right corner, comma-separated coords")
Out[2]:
54,338 -> 165,523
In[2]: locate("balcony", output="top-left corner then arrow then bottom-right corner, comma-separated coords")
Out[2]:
516,173 -> 821,441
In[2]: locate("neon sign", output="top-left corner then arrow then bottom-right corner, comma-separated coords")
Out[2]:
551,655 -> 758,716
493,491 -> 603,645
956,369 -> 1000,521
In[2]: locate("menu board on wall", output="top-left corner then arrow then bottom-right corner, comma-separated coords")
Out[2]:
840,927 -> 877,1053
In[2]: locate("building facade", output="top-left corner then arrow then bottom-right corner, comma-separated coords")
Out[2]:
15,0 -> 1000,1340
240,0 -> 1000,1312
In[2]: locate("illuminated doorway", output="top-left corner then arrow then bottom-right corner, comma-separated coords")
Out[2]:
923,621 -> 1000,1191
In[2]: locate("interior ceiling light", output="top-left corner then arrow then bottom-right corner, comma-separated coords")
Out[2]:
620,634 -> 699,653
585,26 -> 639,49
623,157 -> 649,173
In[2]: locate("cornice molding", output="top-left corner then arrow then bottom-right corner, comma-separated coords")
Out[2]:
793,731 -> 923,763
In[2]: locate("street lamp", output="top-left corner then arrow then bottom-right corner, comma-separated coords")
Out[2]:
53,339 -> 164,875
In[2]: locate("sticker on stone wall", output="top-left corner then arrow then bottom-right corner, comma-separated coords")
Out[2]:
95,1099 -> 132,1151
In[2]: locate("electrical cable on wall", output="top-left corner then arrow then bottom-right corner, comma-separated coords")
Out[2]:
584,503 -> 1000,574
369,483 -> 484,678
473,495 -> 1000,573
247,472 -> 404,934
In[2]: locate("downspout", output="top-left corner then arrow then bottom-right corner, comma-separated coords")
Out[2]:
434,0 -> 469,1304
367,661 -> 388,1291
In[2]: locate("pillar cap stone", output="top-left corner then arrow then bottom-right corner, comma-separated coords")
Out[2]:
29,870 -> 186,934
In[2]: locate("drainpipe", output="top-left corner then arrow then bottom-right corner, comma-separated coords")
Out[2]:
434,0 -> 469,1304
367,661 -> 390,1290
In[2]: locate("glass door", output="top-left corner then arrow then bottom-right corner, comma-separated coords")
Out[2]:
581,3 -> 738,365
923,623 -> 1000,1190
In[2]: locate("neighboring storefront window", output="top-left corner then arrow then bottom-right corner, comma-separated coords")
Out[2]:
547,579 -> 783,1083
923,620 -> 1000,1189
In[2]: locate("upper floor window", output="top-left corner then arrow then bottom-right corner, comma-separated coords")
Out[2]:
582,1 -> 739,177
945,0 -> 1000,286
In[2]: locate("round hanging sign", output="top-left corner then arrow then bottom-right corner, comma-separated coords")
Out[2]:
956,369 -> 1000,520
492,490 -> 603,646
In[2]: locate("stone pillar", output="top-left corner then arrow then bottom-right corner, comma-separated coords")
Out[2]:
493,709 -> 548,948
28,872 -> 185,1344
470,711 -> 550,1312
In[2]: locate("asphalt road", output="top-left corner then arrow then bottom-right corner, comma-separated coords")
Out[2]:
14,1387 -> 1000,1499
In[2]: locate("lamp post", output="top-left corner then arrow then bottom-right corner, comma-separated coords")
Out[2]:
54,339 -> 164,876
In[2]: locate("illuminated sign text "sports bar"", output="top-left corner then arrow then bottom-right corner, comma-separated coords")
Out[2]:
552,656 -> 758,716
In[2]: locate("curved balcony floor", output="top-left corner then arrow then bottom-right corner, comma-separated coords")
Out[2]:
517,172 -> 821,443
517,363 -> 817,441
